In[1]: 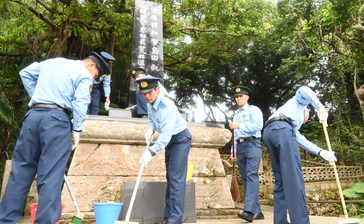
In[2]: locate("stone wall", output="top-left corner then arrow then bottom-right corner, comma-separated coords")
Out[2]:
61,117 -> 235,213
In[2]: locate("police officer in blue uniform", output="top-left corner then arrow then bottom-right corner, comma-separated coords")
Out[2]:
135,76 -> 192,224
87,51 -> 115,115
263,86 -> 337,224
0,51 -> 113,223
229,86 -> 264,222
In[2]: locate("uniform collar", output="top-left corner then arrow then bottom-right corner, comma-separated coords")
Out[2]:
151,93 -> 162,110
238,103 -> 249,111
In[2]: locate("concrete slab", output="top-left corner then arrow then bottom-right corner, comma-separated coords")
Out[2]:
18,204 -> 363,224
18,214 -> 361,224
108,108 -> 132,119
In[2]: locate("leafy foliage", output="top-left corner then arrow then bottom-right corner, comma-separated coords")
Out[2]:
343,182 -> 364,199
343,182 -> 364,218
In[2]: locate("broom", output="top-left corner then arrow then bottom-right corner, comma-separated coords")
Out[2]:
64,174 -> 83,224
322,121 -> 359,224
230,129 -> 241,203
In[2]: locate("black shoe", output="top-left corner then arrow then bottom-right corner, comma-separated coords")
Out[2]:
253,211 -> 265,220
237,211 -> 254,222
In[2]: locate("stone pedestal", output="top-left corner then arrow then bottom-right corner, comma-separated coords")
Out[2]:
61,117 -> 234,213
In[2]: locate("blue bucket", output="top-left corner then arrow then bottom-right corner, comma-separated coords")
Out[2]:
93,202 -> 123,224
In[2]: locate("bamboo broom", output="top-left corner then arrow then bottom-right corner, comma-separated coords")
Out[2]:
321,121 -> 348,218
322,121 -> 360,224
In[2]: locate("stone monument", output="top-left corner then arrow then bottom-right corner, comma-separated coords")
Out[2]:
60,113 -> 235,215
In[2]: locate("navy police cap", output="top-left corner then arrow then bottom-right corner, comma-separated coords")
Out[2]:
129,67 -> 146,79
88,51 -> 113,75
232,85 -> 251,96
135,75 -> 161,93
100,51 -> 115,63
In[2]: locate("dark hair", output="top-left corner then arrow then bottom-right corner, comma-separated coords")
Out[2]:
307,104 -> 315,120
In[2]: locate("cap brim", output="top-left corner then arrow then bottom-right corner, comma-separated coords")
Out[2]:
234,93 -> 247,97
140,88 -> 154,94
100,51 -> 115,62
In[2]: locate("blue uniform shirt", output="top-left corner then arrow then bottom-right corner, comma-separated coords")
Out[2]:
159,82 -> 170,98
19,58 -> 93,131
233,103 -> 263,151
269,86 -> 323,155
147,94 -> 187,154
93,75 -> 111,97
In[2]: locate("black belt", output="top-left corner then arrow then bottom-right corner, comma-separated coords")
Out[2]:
31,103 -> 72,118
236,136 -> 260,143
265,113 -> 293,127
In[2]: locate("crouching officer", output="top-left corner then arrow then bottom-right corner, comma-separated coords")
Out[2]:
135,76 -> 192,224
263,86 -> 337,224
228,86 -> 264,222
0,51 -> 113,223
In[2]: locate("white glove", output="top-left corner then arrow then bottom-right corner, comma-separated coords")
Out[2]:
319,150 -> 337,163
104,104 -> 110,111
144,129 -> 154,144
104,97 -> 110,111
318,105 -> 328,122
72,131 -> 81,150
140,150 -> 152,166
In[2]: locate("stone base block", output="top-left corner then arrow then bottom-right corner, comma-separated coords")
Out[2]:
61,175 -> 235,213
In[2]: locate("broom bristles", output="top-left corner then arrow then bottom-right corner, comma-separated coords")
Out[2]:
70,216 -> 82,224
230,162 -> 241,203
69,212 -> 83,224
231,176 -> 241,202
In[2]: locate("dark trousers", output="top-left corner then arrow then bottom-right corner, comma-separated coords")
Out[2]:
164,129 -> 192,224
263,121 -> 310,224
0,109 -> 72,223
87,85 -> 101,115
236,138 -> 262,214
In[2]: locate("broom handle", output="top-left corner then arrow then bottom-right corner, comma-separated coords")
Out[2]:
322,121 -> 348,218
125,141 -> 149,221
231,128 -> 235,159
231,127 -> 239,181
231,126 -> 238,173
64,174 -> 81,213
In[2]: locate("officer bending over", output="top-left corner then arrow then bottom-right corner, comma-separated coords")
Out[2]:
263,86 -> 337,224
136,76 -> 192,224
0,51 -> 113,223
